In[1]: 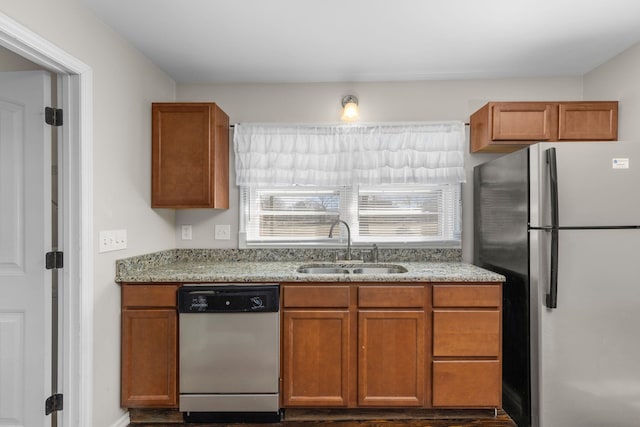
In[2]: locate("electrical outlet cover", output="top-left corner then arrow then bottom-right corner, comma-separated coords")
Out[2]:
215,224 -> 231,240
181,225 -> 193,240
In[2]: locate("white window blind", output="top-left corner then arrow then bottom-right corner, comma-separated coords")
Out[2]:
357,185 -> 460,242
241,187 -> 342,242
240,184 -> 461,246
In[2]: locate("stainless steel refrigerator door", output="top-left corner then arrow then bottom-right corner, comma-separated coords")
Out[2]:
530,141 -> 640,228
474,147 -> 529,274
532,228 -> 640,427
474,148 -> 531,427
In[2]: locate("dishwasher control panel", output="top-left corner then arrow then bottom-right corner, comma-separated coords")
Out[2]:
178,285 -> 279,313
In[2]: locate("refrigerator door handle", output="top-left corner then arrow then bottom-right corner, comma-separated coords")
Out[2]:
546,148 -> 559,309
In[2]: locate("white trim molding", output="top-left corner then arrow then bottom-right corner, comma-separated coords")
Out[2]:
108,412 -> 131,427
0,12 -> 93,427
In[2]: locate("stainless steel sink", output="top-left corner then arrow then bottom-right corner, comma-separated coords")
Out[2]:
296,263 -> 407,275
351,266 -> 407,274
296,267 -> 350,274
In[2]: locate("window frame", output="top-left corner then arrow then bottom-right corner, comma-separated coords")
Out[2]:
239,184 -> 462,249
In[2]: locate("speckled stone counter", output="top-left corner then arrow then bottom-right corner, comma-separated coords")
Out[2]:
116,249 -> 504,283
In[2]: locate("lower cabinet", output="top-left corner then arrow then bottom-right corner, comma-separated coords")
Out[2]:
281,285 -> 350,406
282,284 -> 429,409
121,284 -> 179,408
431,284 -> 502,408
358,286 -> 426,407
282,282 -> 502,410
358,310 -> 425,406
432,360 -> 501,407
282,309 -> 350,406
120,281 -> 502,412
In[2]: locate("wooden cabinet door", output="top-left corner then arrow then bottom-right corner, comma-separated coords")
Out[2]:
492,102 -> 557,141
282,310 -> 350,407
558,101 -> 618,140
358,310 -> 425,407
121,308 -> 177,408
151,103 -> 229,208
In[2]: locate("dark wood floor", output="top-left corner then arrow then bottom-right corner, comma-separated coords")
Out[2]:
128,408 -> 517,427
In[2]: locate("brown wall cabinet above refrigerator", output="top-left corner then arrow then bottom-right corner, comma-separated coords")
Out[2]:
470,101 -> 618,153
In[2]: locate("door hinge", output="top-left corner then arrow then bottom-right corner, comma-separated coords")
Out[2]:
45,393 -> 63,415
45,251 -> 64,270
45,107 -> 63,126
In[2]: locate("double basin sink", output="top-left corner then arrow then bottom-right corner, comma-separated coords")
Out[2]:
297,263 -> 408,275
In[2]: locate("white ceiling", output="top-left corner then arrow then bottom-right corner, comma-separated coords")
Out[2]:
83,0 -> 640,83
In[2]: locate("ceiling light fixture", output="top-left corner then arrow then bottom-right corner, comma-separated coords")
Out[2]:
341,95 -> 359,122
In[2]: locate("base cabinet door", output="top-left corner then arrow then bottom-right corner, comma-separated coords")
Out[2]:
121,284 -> 178,408
121,309 -> 177,408
358,310 -> 425,406
282,310 -> 350,407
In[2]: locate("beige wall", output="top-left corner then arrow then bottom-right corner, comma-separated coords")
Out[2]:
584,42 -> 640,142
0,2 -> 176,426
0,45 -> 43,70
176,77 -> 584,261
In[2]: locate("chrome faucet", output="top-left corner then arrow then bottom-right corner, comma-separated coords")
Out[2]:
371,243 -> 379,263
328,220 -> 351,261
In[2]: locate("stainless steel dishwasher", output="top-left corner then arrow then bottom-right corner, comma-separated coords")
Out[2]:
177,284 -> 280,423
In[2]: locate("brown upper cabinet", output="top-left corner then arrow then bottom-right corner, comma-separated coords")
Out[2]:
470,101 -> 618,153
152,103 -> 229,208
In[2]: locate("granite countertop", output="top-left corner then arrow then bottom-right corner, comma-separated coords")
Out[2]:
116,249 -> 504,284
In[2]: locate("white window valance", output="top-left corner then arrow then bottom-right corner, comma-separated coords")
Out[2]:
234,122 -> 466,186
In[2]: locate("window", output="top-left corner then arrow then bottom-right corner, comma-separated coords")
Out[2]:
240,184 -> 461,247
241,187 -> 341,242
234,122 -> 466,248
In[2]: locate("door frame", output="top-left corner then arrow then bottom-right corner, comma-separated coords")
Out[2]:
0,12 -> 93,427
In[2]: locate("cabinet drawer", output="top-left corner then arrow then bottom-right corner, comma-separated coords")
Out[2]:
433,310 -> 500,357
358,286 -> 424,308
283,286 -> 349,308
432,360 -> 501,407
122,285 -> 178,308
433,284 -> 500,308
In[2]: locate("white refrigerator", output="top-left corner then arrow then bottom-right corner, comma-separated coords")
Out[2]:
474,141 -> 640,427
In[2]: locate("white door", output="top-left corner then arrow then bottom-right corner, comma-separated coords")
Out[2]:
0,71 -> 52,427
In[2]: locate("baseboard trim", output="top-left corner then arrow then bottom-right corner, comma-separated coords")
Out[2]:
284,408 -> 498,421
110,412 -> 130,427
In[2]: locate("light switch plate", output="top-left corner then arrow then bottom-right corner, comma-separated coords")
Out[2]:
99,229 -> 127,252
215,224 -> 231,240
